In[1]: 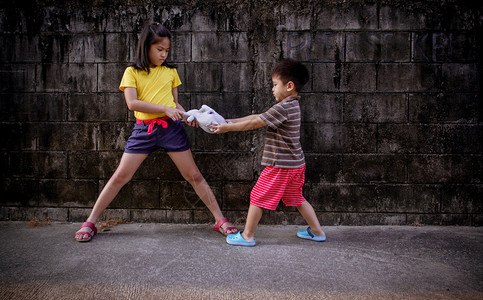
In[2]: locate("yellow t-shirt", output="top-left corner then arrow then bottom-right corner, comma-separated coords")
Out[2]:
119,66 -> 182,120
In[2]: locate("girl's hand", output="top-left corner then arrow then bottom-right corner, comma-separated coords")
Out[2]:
185,119 -> 199,128
164,107 -> 184,121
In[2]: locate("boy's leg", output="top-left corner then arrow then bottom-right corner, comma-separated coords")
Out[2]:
241,205 -> 264,241
168,150 -> 237,234
75,153 -> 148,240
296,201 -> 325,236
243,166 -> 286,241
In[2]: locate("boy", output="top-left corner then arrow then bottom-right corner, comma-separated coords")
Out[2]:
212,58 -> 325,246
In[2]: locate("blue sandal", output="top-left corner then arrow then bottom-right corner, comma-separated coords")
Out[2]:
226,231 -> 256,247
297,227 -> 326,242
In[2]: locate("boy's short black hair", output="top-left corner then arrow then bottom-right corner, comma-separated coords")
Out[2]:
270,58 -> 309,92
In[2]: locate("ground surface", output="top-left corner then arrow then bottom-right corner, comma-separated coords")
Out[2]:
0,222 -> 481,299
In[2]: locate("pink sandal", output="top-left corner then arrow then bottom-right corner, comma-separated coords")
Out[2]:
75,222 -> 97,242
213,217 -> 238,236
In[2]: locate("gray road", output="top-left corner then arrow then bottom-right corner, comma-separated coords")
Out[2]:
0,222 -> 482,299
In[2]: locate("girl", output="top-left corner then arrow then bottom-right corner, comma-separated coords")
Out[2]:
75,22 -> 237,242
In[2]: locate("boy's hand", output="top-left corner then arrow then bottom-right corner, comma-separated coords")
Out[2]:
211,123 -> 229,134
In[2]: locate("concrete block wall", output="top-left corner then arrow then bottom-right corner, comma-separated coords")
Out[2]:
0,0 -> 481,225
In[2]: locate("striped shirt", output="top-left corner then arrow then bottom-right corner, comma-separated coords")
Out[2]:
259,95 -> 305,168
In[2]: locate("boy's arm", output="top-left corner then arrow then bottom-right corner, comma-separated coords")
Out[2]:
212,114 -> 266,133
226,114 -> 261,124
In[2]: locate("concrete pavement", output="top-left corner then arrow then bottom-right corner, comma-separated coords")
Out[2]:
0,222 -> 482,299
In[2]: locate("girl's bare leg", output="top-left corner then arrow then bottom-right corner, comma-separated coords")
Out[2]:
75,153 -> 148,240
296,200 -> 324,236
168,150 -> 237,234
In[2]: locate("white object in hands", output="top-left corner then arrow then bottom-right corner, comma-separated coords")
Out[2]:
184,105 -> 227,133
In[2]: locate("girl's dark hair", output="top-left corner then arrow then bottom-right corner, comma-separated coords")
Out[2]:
270,58 -> 309,92
132,22 -> 177,73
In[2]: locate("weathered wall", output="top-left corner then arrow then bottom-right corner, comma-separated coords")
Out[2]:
0,0 -> 481,225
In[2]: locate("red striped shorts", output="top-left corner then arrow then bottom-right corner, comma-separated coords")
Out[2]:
250,166 -> 306,210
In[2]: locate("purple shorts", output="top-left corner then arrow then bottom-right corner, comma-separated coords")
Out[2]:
124,119 -> 191,154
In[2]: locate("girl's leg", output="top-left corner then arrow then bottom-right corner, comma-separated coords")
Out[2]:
240,204 -> 263,242
167,150 -> 237,234
75,153 -> 148,240
296,201 -> 325,236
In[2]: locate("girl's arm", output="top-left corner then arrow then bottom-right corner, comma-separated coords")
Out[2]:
123,87 -> 184,121
172,87 -> 197,127
172,87 -> 185,112
212,114 -> 266,134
